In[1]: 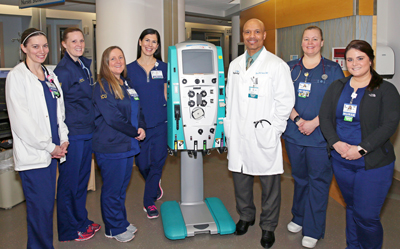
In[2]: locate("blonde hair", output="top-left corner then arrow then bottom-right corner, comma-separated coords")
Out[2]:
98,46 -> 127,100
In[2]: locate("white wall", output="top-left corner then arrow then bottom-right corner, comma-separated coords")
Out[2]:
377,0 -> 400,178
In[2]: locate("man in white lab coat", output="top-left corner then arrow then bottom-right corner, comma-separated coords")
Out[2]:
224,18 -> 295,248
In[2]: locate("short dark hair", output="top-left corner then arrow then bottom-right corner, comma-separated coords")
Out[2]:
136,28 -> 162,61
344,40 -> 383,91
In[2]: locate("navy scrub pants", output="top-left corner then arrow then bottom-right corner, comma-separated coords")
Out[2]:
285,141 -> 332,239
332,158 -> 394,249
96,155 -> 134,237
135,122 -> 167,208
57,138 -> 93,241
19,159 -> 57,249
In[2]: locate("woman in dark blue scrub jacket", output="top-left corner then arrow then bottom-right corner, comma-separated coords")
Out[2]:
93,46 -> 146,243
320,40 -> 400,249
127,28 -> 167,219
6,28 -> 69,249
54,27 -> 100,242
283,26 -> 344,249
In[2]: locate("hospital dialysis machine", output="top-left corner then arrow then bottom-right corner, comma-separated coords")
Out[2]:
161,41 -> 235,240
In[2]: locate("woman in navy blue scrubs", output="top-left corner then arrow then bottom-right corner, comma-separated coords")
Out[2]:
127,28 -> 167,219
283,26 -> 344,248
320,40 -> 400,249
6,28 -> 69,249
93,46 -> 146,242
54,27 -> 100,242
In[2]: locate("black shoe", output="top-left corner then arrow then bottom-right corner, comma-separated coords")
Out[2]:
234,219 -> 255,235
260,230 -> 275,248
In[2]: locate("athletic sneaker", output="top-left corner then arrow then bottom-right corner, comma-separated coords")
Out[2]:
106,230 -> 135,243
157,180 -> 163,201
127,224 -> 137,234
87,223 -> 101,233
143,205 -> 159,219
287,221 -> 302,233
105,224 -> 137,239
75,229 -> 95,241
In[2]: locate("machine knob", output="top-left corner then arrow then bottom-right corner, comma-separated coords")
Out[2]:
182,79 -> 187,84
212,78 -> 217,83
201,90 -> 207,97
201,100 -> 207,107
198,129 -> 203,135
188,100 -> 195,107
188,91 -> 195,97
210,128 -> 215,134
195,79 -> 200,84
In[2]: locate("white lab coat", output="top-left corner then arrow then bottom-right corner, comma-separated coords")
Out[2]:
224,47 -> 294,175
6,62 -> 69,171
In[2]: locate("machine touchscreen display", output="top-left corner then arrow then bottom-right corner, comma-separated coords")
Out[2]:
182,49 -> 214,74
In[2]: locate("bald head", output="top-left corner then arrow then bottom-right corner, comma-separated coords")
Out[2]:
243,18 -> 265,33
243,18 -> 266,56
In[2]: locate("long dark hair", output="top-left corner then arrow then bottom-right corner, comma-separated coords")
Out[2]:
136,28 -> 162,61
344,40 -> 383,91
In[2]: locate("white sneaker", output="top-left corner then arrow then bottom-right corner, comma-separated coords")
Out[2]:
127,224 -> 137,234
106,230 -> 135,242
302,236 -> 318,248
287,221 -> 302,233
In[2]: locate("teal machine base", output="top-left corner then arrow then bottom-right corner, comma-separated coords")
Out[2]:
161,197 -> 235,240
160,152 -> 235,240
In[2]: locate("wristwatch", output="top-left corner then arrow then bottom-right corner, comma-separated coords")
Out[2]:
358,146 -> 367,156
294,115 -> 301,123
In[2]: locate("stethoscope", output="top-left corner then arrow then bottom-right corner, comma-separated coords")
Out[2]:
24,60 -> 62,98
290,56 -> 328,82
78,58 -> 95,86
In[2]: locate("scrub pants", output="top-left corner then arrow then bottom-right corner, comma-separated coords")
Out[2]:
57,138 -> 93,241
332,158 -> 394,249
97,155 -> 134,236
285,141 -> 332,239
136,122 -> 167,208
232,172 -> 281,231
19,159 -> 57,249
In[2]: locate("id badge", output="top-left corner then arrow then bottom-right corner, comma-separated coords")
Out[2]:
298,82 -> 311,98
45,81 -> 60,98
127,88 -> 139,100
343,103 -> 357,122
151,70 -> 163,79
248,86 -> 259,99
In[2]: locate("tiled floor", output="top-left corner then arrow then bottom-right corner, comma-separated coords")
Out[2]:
1,151 -> 399,248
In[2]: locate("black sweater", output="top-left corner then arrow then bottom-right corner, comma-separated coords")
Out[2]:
319,76 -> 400,170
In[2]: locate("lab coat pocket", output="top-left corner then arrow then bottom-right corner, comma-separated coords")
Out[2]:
254,123 -> 279,149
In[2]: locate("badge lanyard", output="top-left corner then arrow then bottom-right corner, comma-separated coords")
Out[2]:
248,76 -> 259,99
151,61 -> 163,79
124,81 -> 139,100
343,91 -> 358,122
25,61 -> 61,99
